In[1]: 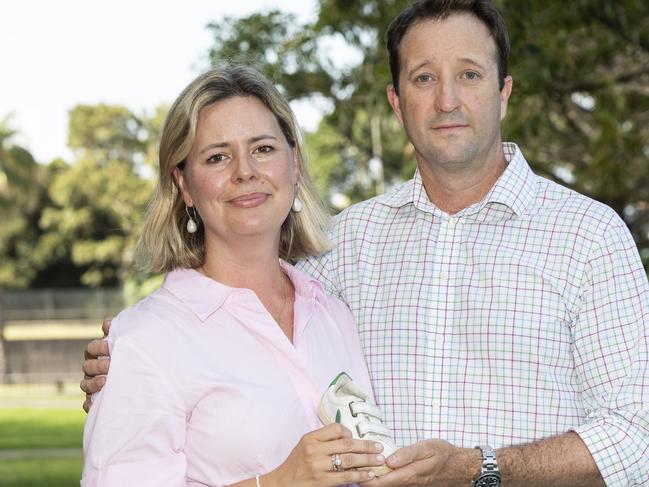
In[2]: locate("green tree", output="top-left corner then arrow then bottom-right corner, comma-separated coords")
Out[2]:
313,0 -> 412,201
0,118 -> 49,288
205,0 -> 649,271
207,11 -> 334,99
500,0 -> 649,270
33,104 -> 156,287
0,118 -> 50,382
206,2 -> 413,205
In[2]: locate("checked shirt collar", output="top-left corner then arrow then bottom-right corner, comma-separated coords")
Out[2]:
377,142 -> 538,218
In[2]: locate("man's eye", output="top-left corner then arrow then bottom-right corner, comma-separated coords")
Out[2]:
463,71 -> 480,80
416,74 -> 432,83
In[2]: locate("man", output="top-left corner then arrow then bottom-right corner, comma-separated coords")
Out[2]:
82,1 -> 648,485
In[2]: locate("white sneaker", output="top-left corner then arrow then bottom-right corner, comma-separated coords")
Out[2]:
318,372 -> 397,476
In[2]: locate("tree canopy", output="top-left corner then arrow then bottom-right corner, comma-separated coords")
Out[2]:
206,0 -> 649,268
0,119 -> 49,287
0,0 -> 647,290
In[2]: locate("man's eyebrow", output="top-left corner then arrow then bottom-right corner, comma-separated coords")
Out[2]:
406,61 -> 433,79
458,57 -> 488,71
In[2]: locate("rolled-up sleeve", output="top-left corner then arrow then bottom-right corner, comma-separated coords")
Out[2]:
572,220 -> 649,486
82,330 -> 189,487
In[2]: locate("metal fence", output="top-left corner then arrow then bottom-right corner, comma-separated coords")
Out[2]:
1,288 -> 124,321
0,288 -> 124,385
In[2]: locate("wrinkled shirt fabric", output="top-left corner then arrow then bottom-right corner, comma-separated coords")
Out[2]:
82,262 -> 373,486
299,143 -> 649,487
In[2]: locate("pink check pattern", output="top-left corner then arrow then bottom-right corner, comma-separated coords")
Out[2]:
298,143 -> 649,487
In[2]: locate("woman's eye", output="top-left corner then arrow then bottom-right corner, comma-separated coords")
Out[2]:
255,145 -> 275,154
206,154 -> 226,164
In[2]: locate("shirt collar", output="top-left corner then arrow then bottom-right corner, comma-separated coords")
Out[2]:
375,176 -> 414,209
279,259 -> 328,306
376,142 -> 536,217
479,142 -> 537,217
163,260 -> 327,322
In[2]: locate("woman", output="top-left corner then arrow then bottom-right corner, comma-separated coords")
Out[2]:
81,67 -> 386,486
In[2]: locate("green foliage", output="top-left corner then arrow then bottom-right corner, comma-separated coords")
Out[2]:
206,1 -> 413,206
67,104 -> 146,164
37,160 -> 149,286
205,0 -> 648,269
33,105 -> 157,287
122,273 -> 164,306
207,11 -> 334,99
0,120 -> 50,288
500,0 -> 649,268
0,1 -> 647,286
308,0 -> 414,200
304,122 -> 345,199
0,104 -> 161,288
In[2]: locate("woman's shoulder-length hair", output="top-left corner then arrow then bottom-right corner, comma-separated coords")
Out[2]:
135,66 -> 331,273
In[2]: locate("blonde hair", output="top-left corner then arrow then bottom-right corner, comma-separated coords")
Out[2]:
135,66 -> 330,273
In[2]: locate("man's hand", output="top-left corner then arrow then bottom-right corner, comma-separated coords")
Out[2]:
367,433 -> 606,487
80,318 -> 112,412
365,439 -> 480,487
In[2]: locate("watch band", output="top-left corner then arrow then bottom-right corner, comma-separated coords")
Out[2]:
472,445 -> 501,487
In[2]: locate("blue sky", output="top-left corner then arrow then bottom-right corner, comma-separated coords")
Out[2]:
0,0 -> 318,162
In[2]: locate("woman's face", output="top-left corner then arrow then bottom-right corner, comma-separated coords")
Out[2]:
174,96 -> 298,250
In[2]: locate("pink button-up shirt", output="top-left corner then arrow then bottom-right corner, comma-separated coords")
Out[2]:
82,261 -> 373,486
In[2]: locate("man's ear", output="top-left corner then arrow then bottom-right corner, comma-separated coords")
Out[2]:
500,75 -> 513,121
172,167 -> 193,207
387,84 -> 405,127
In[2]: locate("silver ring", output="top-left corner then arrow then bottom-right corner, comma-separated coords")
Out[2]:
331,453 -> 343,472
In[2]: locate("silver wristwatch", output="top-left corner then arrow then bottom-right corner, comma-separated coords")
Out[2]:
472,445 -> 501,487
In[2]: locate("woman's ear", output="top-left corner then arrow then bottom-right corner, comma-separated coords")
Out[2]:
173,167 -> 193,206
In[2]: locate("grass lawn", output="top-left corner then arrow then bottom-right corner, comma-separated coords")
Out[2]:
0,408 -> 85,449
0,407 -> 85,486
0,456 -> 83,487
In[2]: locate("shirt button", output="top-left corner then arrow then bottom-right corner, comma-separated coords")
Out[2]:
439,271 -> 449,280
448,218 -> 456,225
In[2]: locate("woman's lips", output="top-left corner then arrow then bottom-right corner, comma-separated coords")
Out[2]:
228,192 -> 270,208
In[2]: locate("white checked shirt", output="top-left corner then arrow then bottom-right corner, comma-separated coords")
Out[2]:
298,143 -> 649,487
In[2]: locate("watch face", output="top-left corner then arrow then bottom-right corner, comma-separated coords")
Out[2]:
475,473 -> 501,487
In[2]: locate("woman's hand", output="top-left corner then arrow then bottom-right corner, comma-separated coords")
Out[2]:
265,423 -> 386,487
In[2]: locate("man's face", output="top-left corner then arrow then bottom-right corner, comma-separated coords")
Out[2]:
387,13 -> 512,172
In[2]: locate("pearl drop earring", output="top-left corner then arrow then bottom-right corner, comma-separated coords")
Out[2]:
292,185 -> 303,212
186,205 -> 198,233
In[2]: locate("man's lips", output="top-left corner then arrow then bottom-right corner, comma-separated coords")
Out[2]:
227,192 -> 270,208
433,123 -> 468,131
